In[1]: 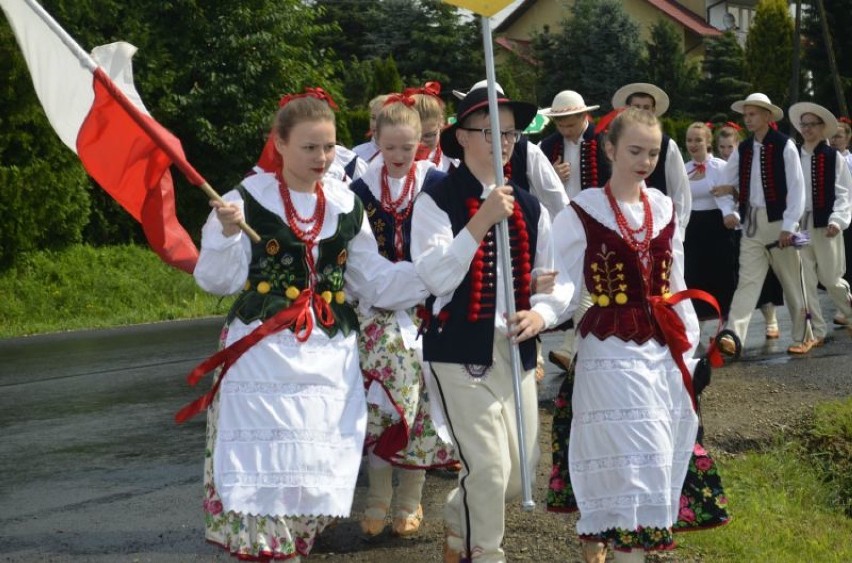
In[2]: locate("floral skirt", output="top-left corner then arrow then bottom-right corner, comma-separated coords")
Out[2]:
546,365 -> 730,550
359,310 -> 455,468
203,327 -> 333,561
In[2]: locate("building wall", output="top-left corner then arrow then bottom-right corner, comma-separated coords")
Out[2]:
497,0 -> 710,61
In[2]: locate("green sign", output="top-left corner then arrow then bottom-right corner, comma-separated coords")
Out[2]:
446,111 -> 550,135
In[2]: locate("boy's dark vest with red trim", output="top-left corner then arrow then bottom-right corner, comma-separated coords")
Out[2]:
645,134 -> 672,194
420,164 -> 541,371
737,128 -> 790,222
801,140 -> 838,228
539,125 -> 612,189
572,200 -> 676,344
226,185 -> 361,338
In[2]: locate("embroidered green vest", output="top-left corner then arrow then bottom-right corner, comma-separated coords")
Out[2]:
226,185 -> 362,338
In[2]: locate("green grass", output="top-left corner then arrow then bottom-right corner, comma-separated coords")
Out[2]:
0,244 -> 233,338
673,398 -> 852,562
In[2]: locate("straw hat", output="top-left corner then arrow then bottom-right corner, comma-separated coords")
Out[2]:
611,83 -> 669,116
788,101 -> 839,136
541,90 -> 599,118
440,82 -> 537,159
731,93 -> 784,122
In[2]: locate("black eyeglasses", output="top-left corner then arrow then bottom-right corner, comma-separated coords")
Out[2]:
458,127 -> 522,143
799,121 -> 824,129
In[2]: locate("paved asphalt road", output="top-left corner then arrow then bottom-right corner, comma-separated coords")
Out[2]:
0,294 -> 847,561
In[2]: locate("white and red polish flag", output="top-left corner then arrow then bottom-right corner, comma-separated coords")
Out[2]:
1,0 -> 200,273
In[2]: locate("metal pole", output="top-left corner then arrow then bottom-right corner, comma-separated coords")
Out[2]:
815,0 -> 848,116
480,15 -> 535,511
788,0 -> 801,136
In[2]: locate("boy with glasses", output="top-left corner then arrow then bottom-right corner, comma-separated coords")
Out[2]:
410,83 -> 572,562
788,101 -> 852,343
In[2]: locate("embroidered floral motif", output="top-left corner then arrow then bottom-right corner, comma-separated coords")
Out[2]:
265,239 -> 280,256
589,244 -> 627,306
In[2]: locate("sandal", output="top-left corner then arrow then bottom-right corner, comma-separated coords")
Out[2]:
360,504 -> 388,538
787,340 -> 815,355
392,504 -> 423,537
443,527 -> 463,563
765,323 -> 780,339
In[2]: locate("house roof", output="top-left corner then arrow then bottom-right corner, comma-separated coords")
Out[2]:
495,0 -> 722,37
495,36 -> 538,65
644,0 -> 722,37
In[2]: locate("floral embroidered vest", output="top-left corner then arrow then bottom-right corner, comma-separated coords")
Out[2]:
420,164 -> 540,371
738,128 -> 790,223
572,201 -> 676,345
226,186 -> 362,338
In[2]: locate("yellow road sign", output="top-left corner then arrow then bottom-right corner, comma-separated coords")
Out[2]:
443,0 -> 515,17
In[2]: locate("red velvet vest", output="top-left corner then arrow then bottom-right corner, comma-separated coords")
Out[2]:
572,201 -> 676,345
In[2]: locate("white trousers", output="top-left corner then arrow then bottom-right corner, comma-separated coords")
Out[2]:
800,214 -> 852,338
727,208 -> 809,344
430,333 -> 540,562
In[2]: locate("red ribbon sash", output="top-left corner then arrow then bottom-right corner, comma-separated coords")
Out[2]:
175,289 -> 334,423
648,288 -> 724,411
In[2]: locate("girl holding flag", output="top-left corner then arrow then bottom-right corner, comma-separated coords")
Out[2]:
181,88 -> 428,561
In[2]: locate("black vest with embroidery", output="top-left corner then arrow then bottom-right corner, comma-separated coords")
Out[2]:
420,164 -> 541,371
350,177 -> 413,262
645,133 -> 671,194
539,126 -> 612,190
804,141 -> 838,228
738,128 -> 790,223
226,186 -> 362,338
506,137 -> 531,192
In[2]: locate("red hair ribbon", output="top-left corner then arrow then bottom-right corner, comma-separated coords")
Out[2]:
403,81 -> 442,98
704,121 -> 714,129
840,116 -> 852,124
724,121 -> 742,131
594,106 -> 627,135
383,92 -> 416,107
278,86 -> 339,111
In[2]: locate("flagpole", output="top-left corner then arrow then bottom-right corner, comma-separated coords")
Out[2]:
481,15 -> 535,512
20,0 -> 260,243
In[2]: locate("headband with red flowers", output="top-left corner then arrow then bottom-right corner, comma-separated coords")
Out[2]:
403,81 -> 442,99
704,121 -> 714,129
723,121 -> 742,131
840,116 -> 852,124
278,86 -> 339,111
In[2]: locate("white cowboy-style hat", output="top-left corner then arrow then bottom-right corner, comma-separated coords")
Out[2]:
789,101 -> 839,136
611,82 -> 670,116
541,90 -> 599,118
731,93 -> 784,122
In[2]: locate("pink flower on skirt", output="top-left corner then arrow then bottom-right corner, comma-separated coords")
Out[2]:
550,477 -> 565,492
695,457 -> 713,472
203,498 -> 223,516
693,443 -> 707,456
554,396 -> 568,409
680,495 -> 689,508
295,536 -> 310,554
678,507 -> 695,522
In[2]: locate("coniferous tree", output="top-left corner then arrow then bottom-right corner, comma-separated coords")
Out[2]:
698,31 -> 751,119
802,0 -> 852,115
532,0 -> 643,109
745,0 -> 794,107
640,20 -> 700,117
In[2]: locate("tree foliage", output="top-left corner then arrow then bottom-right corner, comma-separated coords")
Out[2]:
640,20 -> 700,117
315,0 -> 484,106
0,15 -> 90,268
802,0 -> 852,116
745,0 -> 794,107
697,30 -> 751,119
532,0 -> 644,109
